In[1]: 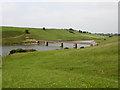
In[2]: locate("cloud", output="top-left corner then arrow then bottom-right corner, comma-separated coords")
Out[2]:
1,2 -> 118,33
2,2 -> 18,13
0,0 -> 119,2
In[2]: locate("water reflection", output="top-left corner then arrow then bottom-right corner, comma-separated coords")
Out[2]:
2,41 -> 95,56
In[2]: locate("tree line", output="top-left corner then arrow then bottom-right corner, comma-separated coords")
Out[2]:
93,33 -> 120,36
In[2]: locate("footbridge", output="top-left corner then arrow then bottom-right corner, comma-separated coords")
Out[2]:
36,40 -> 97,48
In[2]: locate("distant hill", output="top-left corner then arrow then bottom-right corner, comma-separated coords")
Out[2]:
2,26 -> 106,45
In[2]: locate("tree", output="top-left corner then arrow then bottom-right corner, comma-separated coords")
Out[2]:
69,28 -> 73,31
25,30 -> 30,34
43,27 -> 45,30
82,31 -> 87,33
88,32 -> 91,34
79,30 -> 82,33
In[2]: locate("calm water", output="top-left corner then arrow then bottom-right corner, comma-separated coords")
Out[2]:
1,40 -> 95,56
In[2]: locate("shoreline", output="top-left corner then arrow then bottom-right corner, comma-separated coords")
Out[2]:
2,39 -> 98,46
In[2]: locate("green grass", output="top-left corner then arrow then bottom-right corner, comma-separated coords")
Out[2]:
2,26 -> 106,45
0,56 -> 1,89
0,26 -> 2,89
2,36 -> 118,88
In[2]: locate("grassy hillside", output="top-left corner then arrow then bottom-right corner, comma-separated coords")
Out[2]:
2,36 -> 118,88
2,26 -> 105,45
0,56 -> 1,89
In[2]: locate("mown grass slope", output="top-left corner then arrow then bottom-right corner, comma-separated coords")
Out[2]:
0,56 -> 1,89
2,36 -> 118,88
2,26 -> 105,45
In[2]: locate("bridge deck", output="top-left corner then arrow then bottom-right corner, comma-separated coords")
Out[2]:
38,40 -> 96,45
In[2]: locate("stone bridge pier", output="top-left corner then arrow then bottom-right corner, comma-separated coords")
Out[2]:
60,43 -> 63,47
73,43 -> 77,48
45,41 -> 48,46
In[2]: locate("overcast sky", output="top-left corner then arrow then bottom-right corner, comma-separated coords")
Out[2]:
1,1 -> 118,33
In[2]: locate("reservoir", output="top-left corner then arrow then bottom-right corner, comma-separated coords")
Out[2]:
1,40 -> 95,56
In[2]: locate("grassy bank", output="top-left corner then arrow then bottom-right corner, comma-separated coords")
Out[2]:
0,56 -> 1,89
2,36 -> 118,88
2,26 -> 106,45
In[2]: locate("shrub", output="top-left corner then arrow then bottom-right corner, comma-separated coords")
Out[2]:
64,47 -> 69,49
26,49 -> 36,52
25,30 -> 30,34
69,28 -> 73,30
43,27 -> 45,30
69,30 -> 74,33
79,30 -> 82,33
82,31 -> 87,33
9,49 -> 36,55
